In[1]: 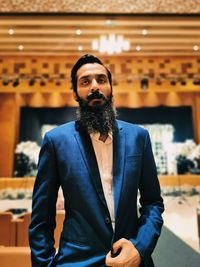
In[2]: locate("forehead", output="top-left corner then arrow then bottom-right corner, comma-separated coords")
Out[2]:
77,63 -> 108,79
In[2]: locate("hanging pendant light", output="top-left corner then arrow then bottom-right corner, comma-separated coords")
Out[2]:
92,34 -> 130,55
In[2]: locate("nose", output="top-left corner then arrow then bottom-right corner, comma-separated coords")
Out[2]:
91,78 -> 99,92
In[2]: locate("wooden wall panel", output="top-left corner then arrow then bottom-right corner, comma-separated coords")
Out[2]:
0,55 -> 200,177
0,94 -> 18,176
0,56 -> 200,84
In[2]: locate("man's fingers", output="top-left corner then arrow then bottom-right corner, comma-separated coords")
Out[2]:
105,251 -> 114,266
106,250 -> 121,266
112,238 -> 126,253
106,238 -> 141,267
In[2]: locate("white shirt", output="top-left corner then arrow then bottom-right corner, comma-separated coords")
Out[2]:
90,132 -> 115,229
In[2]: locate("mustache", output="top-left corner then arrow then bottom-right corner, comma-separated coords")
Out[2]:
86,91 -> 106,101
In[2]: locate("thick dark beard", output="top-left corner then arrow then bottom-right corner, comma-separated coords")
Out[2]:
76,98 -> 117,134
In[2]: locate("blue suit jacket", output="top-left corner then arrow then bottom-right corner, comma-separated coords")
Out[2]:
29,120 -> 164,267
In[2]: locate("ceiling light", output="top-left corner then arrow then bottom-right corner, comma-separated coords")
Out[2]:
76,29 -> 82,35
29,78 -> 35,86
156,79 -> 162,86
141,78 -> 149,89
136,45 -> 141,51
12,78 -> 20,87
78,45 -> 83,51
8,29 -> 14,35
18,44 -> 24,50
92,34 -> 130,55
142,29 -> 148,35
40,79 -> 46,86
2,79 -> 10,86
55,80 -> 61,86
180,80 -> 186,86
193,45 -> 199,51
105,20 -> 115,27
170,80 -> 176,86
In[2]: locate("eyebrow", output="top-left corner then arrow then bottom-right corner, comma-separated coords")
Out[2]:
78,74 -> 108,81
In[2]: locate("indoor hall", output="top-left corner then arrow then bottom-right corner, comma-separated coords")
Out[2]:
0,1 -> 200,267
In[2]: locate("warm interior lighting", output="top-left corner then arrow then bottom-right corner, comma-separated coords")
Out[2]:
136,45 -> 141,51
193,45 -> 199,51
18,44 -> 24,50
105,20 -> 115,27
142,29 -> 148,35
92,34 -> 130,55
8,28 -> 14,35
76,29 -> 82,35
78,45 -> 83,51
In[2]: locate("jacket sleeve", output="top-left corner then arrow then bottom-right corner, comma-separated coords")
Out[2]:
130,130 -> 164,266
29,133 -> 60,267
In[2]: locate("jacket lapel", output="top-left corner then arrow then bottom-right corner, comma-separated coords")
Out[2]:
74,122 -> 108,210
113,121 -> 126,221
74,121 -> 126,224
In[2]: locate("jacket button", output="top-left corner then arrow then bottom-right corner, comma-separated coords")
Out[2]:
105,217 -> 110,224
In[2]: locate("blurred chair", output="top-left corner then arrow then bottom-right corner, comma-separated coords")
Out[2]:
0,247 -> 31,267
16,211 -> 65,247
0,212 -> 16,246
17,212 -> 31,246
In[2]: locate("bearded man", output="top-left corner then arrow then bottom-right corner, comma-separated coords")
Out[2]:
29,54 -> 164,267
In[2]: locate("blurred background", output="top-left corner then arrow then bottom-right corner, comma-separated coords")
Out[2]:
0,0 -> 200,266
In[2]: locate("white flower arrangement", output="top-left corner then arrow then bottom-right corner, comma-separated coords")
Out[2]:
14,141 -> 41,177
140,124 -> 200,174
188,144 -> 200,161
15,141 -> 40,165
0,188 -> 33,200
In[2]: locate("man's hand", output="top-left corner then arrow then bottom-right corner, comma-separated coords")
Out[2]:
105,238 -> 141,267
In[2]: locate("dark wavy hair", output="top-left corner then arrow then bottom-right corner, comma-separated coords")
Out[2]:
71,54 -> 112,94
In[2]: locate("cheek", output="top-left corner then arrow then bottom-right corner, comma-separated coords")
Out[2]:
102,85 -> 112,97
77,89 -> 89,99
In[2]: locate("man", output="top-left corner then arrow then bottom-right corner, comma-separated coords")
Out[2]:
29,54 -> 164,267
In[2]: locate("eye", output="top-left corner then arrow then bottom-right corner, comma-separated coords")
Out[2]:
80,78 -> 89,86
98,77 -> 107,84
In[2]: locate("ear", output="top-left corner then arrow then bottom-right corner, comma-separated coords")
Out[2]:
72,91 -> 78,102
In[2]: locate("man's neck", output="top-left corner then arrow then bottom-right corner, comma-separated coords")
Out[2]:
99,133 -> 108,143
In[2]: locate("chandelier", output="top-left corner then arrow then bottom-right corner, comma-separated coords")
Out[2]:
92,34 -> 130,55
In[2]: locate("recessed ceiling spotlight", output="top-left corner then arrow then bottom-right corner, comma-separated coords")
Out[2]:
105,20 -> 115,27
18,44 -> 24,50
29,78 -> 35,86
76,29 -> 82,35
13,78 -> 20,87
78,45 -> 83,51
136,45 -> 141,51
142,29 -> 148,36
8,28 -> 14,35
193,45 -> 199,51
